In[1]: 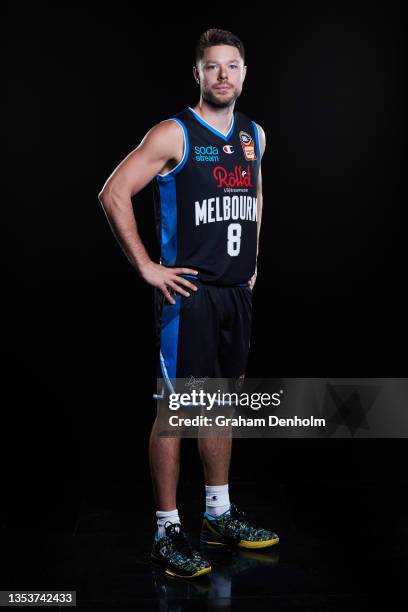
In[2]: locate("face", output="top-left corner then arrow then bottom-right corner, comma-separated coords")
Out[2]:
194,45 -> 247,108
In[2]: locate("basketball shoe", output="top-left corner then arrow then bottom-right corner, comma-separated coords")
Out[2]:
151,521 -> 212,578
200,503 -> 279,549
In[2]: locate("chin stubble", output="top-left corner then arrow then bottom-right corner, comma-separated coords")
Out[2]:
203,89 -> 239,109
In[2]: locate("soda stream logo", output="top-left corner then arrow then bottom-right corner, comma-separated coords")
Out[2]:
195,145 -> 219,162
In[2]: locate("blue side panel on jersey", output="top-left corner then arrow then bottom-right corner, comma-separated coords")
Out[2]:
157,177 -> 178,265
156,118 -> 189,266
251,120 -> 261,160
160,295 -> 181,388
154,118 -> 189,391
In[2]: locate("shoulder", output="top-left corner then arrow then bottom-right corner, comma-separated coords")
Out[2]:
253,122 -> 266,158
254,122 -> 266,143
139,117 -> 185,156
150,117 -> 185,139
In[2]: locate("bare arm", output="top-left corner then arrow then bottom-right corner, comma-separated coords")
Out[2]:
248,123 -> 266,290
98,120 -> 198,304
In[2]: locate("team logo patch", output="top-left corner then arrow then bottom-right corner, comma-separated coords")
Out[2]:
223,145 -> 234,154
239,130 -> 257,161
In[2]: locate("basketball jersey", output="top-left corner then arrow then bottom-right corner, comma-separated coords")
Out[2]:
152,106 -> 261,286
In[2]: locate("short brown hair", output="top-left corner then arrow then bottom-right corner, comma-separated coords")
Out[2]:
195,29 -> 245,65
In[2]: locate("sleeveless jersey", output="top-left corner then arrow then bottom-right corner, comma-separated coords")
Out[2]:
152,106 -> 261,286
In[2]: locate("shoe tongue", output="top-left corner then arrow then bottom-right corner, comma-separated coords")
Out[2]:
166,521 -> 181,534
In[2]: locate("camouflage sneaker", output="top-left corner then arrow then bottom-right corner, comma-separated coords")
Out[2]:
151,522 -> 212,578
200,503 -> 279,549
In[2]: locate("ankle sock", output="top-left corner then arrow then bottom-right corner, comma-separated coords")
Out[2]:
205,484 -> 231,517
156,508 -> 180,539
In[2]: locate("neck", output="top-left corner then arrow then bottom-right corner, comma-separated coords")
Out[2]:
191,98 -> 235,134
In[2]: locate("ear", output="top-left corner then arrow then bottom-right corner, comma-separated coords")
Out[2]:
193,65 -> 200,84
242,65 -> 247,81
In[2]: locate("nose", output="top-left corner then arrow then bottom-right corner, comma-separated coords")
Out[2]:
218,65 -> 228,80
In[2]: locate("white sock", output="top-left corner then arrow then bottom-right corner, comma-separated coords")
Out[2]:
205,484 -> 230,517
156,508 -> 180,539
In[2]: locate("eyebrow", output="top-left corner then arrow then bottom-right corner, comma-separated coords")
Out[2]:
204,60 -> 240,65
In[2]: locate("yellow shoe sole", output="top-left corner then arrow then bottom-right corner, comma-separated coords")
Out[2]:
201,518 -> 280,549
202,537 -> 279,549
165,565 -> 212,578
238,536 -> 280,549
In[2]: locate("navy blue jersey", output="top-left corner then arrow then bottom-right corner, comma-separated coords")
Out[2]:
152,106 -> 261,286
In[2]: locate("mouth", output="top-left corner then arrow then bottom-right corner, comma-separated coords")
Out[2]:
214,86 -> 232,92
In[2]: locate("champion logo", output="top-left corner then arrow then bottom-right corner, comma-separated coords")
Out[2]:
223,145 -> 234,154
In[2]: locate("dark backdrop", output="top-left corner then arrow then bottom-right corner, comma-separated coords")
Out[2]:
5,0 -> 406,539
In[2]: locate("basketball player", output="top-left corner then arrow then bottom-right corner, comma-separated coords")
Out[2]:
98,29 -> 279,579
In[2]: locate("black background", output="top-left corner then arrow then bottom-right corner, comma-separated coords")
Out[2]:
4,0 -> 407,603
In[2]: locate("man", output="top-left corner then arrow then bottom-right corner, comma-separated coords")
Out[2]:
98,28 -> 279,579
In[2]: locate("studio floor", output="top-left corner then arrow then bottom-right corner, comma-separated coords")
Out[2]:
3,478 -> 407,611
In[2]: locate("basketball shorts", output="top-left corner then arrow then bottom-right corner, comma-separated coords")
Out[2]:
154,273 -> 253,398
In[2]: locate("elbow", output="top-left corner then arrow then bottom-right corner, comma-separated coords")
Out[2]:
98,185 -> 115,213
98,184 -> 129,215
98,187 -> 109,204
98,180 -> 126,203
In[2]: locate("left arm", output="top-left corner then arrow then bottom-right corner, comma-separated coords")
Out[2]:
248,123 -> 266,290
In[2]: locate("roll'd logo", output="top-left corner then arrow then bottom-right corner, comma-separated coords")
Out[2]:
213,165 -> 252,188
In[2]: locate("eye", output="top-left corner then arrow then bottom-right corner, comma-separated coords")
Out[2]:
230,65 -> 238,69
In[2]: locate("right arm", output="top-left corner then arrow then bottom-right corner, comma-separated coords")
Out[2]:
98,120 -> 198,304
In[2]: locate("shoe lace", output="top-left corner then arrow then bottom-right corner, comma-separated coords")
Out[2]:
227,504 -> 260,536
164,522 -> 197,557
229,503 -> 247,521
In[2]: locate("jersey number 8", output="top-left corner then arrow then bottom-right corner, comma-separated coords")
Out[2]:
227,223 -> 242,256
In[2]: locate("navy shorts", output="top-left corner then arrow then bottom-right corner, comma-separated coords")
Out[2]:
154,274 -> 253,397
